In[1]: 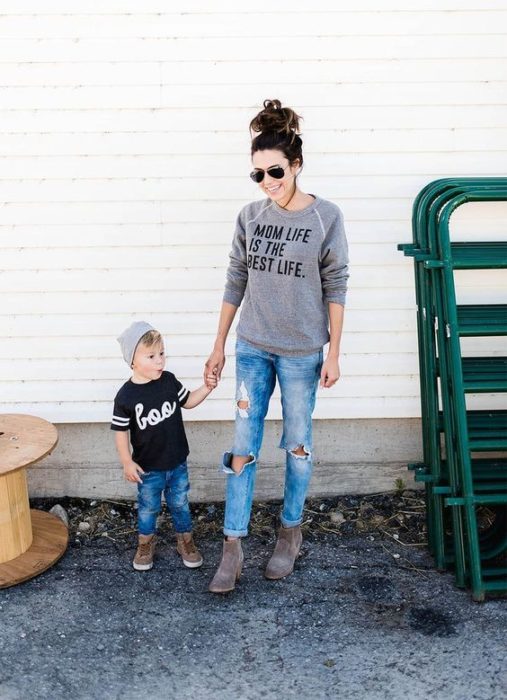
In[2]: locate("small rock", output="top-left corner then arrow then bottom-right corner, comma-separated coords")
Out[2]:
329,510 -> 345,525
319,503 -> 326,512
393,533 -> 400,540
96,643 -> 105,651
90,500 -> 97,507
50,504 -> 69,527
393,553 -> 401,559
78,521 -> 91,533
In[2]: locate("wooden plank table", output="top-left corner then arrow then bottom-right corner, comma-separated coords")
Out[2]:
0,414 -> 68,588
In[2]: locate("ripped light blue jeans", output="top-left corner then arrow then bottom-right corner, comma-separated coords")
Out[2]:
222,338 -> 323,537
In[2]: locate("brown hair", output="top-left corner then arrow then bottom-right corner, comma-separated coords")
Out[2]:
250,99 -> 303,167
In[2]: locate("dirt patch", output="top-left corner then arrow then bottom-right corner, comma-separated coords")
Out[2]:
32,490 -> 429,550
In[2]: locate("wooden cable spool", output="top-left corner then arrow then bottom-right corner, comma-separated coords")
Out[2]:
0,414 -> 68,588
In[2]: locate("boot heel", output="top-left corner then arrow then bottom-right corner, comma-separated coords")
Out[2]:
209,539 -> 243,594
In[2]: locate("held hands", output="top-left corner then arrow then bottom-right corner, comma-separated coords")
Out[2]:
320,356 -> 340,388
205,369 -> 218,391
204,348 -> 225,389
123,460 -> 145,484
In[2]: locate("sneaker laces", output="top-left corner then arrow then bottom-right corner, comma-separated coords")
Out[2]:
138,541 -> 153,556
182,537 -> 197,555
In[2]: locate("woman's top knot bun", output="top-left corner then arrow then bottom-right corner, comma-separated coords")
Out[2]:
250,99 -> 302,142
250,99 -> 304,167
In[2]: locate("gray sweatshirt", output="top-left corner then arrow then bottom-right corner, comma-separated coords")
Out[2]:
223,195 -> 349,356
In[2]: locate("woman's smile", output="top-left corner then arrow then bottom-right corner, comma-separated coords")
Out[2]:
265,182 -> 283,195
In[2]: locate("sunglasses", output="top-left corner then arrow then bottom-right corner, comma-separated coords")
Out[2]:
249,164 -> 288,183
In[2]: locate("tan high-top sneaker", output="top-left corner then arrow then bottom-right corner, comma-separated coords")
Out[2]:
133,534 -> 156,571
208,538 -> 244,594
264,525 -> 302,580
176,532 -> 203,568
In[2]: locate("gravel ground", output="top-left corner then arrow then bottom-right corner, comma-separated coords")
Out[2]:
0,493 -> 505,700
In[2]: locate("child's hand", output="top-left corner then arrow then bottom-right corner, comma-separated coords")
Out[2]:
123,460 -> 145,484
205,368 -> 218,390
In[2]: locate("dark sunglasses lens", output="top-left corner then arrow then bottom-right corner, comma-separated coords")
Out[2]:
267,166 -> 285,179
250,170 -> 264,183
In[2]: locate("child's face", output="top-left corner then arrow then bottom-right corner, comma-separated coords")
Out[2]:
131,340 -> 166,383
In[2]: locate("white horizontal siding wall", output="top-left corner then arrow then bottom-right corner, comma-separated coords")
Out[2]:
0,0 -> 506,423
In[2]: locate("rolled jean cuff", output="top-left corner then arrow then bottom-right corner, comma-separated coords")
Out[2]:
223,527 -> 248,538
280,515 -> 303,529
138,526 -> 156,536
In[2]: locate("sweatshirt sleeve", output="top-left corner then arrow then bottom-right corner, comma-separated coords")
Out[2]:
319,208 -> 349,306
223,209 -> 248,307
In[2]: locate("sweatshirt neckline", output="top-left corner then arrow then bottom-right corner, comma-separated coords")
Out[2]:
269,194 -> 320,218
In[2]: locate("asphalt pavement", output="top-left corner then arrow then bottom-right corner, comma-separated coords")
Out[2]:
1,519 -> 505,700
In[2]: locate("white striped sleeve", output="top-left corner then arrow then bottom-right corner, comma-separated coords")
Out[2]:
175,378 -> 190,407
111,396 -> 131,431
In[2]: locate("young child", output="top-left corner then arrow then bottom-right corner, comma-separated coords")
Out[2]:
111,321 -> 217,571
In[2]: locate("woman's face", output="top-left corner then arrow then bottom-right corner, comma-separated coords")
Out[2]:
251,149 -> 299,203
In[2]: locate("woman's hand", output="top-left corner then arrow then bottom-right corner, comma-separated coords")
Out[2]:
320,355 -> 340,388
204,348 -> 225,387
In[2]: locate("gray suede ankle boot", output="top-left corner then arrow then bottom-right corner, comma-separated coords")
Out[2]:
264,525 -> 302,580
208,538 -> 244,594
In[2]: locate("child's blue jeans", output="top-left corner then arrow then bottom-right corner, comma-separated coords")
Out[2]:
222,338 -> 323,537
137,462 -> 193,536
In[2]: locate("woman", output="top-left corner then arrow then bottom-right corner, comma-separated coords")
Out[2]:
205,99 -> 349,593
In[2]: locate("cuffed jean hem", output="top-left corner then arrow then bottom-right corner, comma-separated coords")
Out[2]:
173,525 -> 193,534
280,515 -> 303,528
223,527 -> 248,538
138,526 -> 157,536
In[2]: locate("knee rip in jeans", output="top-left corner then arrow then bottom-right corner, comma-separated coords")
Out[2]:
224,451 -> 255,476
236,380 -> 250,418
289,444 -> 311,460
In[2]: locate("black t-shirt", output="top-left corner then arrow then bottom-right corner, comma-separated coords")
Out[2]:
111,371 -> 190,471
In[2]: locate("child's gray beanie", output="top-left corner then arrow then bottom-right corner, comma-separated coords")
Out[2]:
117,321 -> 156,367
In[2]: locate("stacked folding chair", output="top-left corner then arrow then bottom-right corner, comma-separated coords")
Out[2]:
399,178 -> 507,601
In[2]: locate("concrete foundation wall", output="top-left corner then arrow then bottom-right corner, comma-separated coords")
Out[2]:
27,419 -> 423,502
